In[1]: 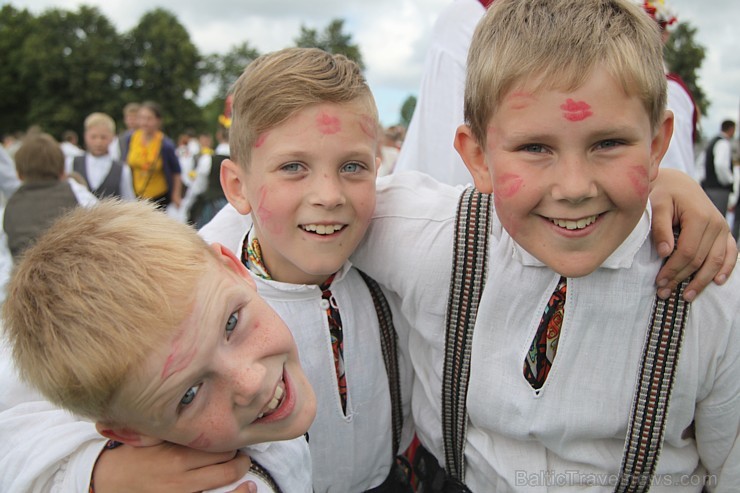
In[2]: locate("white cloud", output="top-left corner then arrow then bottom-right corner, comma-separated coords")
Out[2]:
10,0 -> 740,131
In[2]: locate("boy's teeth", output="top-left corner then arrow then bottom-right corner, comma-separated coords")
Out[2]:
551,215 -> 598,230
302,224 -> 343,235
257,383 -> 285,420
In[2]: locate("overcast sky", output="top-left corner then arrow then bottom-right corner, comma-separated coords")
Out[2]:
7,0 -> 740,136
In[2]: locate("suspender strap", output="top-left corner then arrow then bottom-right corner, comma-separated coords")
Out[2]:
442,187 -> 492,483
250,458 -> 284,493
615,263 -> 692,492
358,270 -> 404,456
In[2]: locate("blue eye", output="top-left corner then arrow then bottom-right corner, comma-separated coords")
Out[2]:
180,385 -> 199,407
342,162 -> 361,173
225,312 -> 238,339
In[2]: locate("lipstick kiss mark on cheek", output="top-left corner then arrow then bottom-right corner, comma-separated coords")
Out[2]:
494,173 -> 523,198
256,187 -> 283,235
560,98 -> 593,122
316,112 -> 341,135
628,166 -> 650,198
187,432 -> 212,449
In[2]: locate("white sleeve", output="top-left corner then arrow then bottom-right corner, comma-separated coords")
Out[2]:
67,178 -> 98,208
119,164 -> 137,201
713,139 -> 734,186
0,147 -> 19,200
0,339 -> 107,493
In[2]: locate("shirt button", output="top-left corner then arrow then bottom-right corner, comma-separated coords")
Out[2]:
320,299 -> 330,309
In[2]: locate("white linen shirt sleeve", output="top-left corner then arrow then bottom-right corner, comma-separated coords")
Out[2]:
0,338 -> 107,493
713,138 -> 734,186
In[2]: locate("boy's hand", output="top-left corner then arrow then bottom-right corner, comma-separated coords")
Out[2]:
650,168 -> 737,301
93,442 -> 252,493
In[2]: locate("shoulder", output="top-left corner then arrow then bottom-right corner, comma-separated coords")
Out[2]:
198,204 -> 251,254
374,171 -> 463,221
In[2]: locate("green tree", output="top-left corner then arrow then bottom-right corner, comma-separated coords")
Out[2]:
122,8 -> 202,138
9,6 -> 122,138
0,5 -> 36,136
664,22 -> 708,119
399,95 -> 417,128
294,19 -> 364,70
202,42 -> 260,99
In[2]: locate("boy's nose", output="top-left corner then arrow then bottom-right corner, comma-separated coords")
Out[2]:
310,174 -> 346,208
550,156 -> 598,203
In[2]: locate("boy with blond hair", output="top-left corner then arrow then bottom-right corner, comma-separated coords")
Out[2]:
3,199 -> 316,492
347,0 -> 740,490
205,46 -> 415,492
71,112 -> 135,200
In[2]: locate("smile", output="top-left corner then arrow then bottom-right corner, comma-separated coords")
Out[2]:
549,214 -> 599,230
300,224 -> 346,235
256,377 -> 286,420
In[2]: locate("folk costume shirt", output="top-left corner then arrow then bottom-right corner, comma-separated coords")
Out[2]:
199,220 -> 414,493
349,171 -> 740,492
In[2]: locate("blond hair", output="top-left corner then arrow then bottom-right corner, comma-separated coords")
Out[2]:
465,0 -> 666,147
84,112 -> 116,134
229,47 -> 378,167
14,133 -> 65,181
3,200 -> 215,421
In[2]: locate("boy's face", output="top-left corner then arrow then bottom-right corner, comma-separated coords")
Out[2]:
456,66 -> 672,278
99,245 -> 316,452
222,101 -> 380,285
84,125 -> 114,157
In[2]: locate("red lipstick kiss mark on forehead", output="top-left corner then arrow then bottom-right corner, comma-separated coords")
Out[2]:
254,132 -> 269,148
316,112 -> 341,135
560,99 -> 593,122
359,115 -> 377,140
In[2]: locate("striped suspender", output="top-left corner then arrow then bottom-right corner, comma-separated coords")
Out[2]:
442,187 -> 492,483
442,189 -> 691,490
358,270 -> 404,456
615,258 -> 692,492
250,459 -> 284,493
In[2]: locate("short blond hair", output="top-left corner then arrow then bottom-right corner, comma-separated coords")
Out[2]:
3,200 -> 216,421
14,133 -> 65,181
229,47 -> 378,168
84,112 -> 116,134
465,0 -> 667,147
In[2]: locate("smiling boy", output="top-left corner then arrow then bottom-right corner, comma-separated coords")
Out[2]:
348,0 -> 740,490
3,200 -> 316,492
204,47 -> 415,492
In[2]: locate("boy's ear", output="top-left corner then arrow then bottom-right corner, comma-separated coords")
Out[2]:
454,124 -> 493,193
210,242 -> 256,287
375,156 -> 382,177
95,422 -> 163,448
649,110 -> 675,183
220,159 -> 252,215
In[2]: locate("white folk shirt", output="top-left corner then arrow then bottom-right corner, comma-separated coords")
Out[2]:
0,337 -> 312,493
199,219 -> 414,493
348,171 -> 740,492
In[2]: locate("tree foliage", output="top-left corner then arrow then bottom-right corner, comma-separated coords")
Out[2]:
294,19 -> 364,70
0,5 -> 35,134
21,6 -> 123,138
122,8 -> 202,137
399,96 -> 417,128
664,22 -> 708,119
